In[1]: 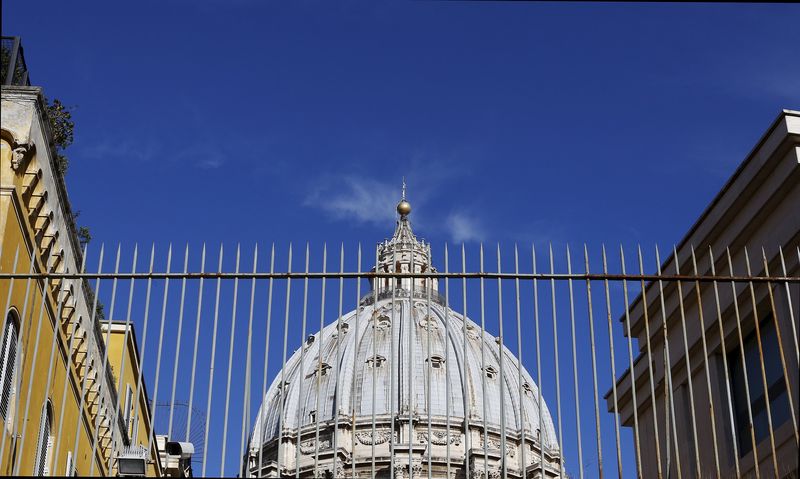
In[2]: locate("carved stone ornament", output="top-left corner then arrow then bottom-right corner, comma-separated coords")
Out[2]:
355,429 -> 393,445
300,438 -> 331,455
417,430 -> 461,446
10,141 -> 34,171
481,437 -> 515,457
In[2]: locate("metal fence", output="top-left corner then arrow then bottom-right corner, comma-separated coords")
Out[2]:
1,242 -> 798,478
1,36 -> 31,86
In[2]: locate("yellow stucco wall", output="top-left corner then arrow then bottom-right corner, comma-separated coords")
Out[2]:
1,139 -> 109,475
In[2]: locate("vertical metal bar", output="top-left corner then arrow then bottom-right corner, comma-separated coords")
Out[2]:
278,244 -> 294,476
761,248 -> 800,448
202,244 -> 224,477
514,245 -> 526,479
144,244 -> 173,468
565,245 -> 584,479
335,244 -> 345,476
496,244 -> 507,479
373,244 -> 380,478
168,245 -> 190,439
725,247 -> 759,479
107,244 -> 142,472
548,244 -> 563,479
352,244 -> 362,479
671,246 -> 701,477
743,248 -> 779,479
426,246 -> 433,479
126,243 -> 153,446
88,243 -> 123,477
583,245 -> 604,479
461,244 -> 471,479
296,244 -> 310,479
619,246 -> 642,479
408,243 -> 416,479
67,245 -> 105,475
533,245 -> 545,476
636,246 -> 663,479
778,247 -> 799,365
0,245 -> 20,467
220,245 -> 242,475
186,244 -> 206,442
654,246 -> 682,479
257,244 -> 276,478
479,244 -> 488,479
312,244 -> 324,474
388,241 -> 397,479
240,244 -> 259,475
601,246 -> 622,479
444,243 -> 452,479
688,246 -> 721,477
708,247 -> 741,477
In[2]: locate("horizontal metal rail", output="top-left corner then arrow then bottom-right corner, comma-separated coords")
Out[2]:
0,271 -> 797,282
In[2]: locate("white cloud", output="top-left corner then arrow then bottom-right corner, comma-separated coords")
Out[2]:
445,211 -> 486,244
304,175 -> 399,226
196,157 -> 223,169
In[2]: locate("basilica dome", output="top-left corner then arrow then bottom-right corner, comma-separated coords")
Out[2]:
247,195 -> 563,478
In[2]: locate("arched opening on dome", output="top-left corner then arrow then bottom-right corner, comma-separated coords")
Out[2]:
366,355 -> 386,368
483,366 -> 498,379
374,314 -> 391,330
523,382 -> 533,397
338,322 -> 349,334
426,355 -> 445,369
307,363 -> 332,378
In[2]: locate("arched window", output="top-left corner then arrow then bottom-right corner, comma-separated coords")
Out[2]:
34,400 -> 54,476
0,309 -> 20,421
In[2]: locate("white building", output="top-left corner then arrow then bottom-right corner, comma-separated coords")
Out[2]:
608,109 -> 799,478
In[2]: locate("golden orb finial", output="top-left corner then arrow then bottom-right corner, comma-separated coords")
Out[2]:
397,199 -> 411,216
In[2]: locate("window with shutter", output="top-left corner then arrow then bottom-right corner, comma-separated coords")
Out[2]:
0,311 -> 20,420
123,384 -> 133,437
34,402 -> 53,476
65,451 -> 73,477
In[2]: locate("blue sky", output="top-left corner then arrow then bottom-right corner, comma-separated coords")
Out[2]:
3,1 -> 799,477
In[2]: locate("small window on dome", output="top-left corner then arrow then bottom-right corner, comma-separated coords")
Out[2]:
426,355 -> 445,369
306,335 -> 315,346
277,381 -> 290,396
484,366 -> 498,379
523,383 -> 533,396
309,410 -> 316,422
366,355 -> 386,368
338,322 -> 350,334
375,314 -> 391,330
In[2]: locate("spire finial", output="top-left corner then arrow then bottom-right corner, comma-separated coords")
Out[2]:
396,177 -> 411,217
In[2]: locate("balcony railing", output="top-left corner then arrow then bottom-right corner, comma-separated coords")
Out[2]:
1,36 -> 31,86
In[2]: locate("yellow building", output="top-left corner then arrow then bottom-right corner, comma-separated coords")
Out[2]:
1,36 -> 161,476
